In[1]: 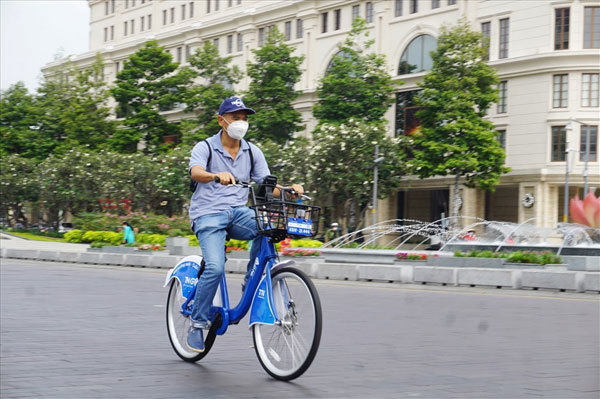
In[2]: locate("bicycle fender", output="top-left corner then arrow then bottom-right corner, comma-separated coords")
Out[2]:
249,274 -> 277,328
163,255 -> 204,302
248,260 -> 296,328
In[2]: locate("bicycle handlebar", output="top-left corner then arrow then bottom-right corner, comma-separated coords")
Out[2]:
213,176 -> 311,200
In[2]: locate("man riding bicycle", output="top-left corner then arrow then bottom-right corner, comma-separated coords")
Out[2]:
187,96 -> 303,352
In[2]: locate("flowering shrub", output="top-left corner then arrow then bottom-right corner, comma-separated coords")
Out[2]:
73,212 -> 189,234
396,252 -> 437,261
281,248 -> 321,257
138,243 -> 165,251
454,250 -> 561,265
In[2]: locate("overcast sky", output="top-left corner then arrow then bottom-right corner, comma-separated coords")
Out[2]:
1,0 -> 90,93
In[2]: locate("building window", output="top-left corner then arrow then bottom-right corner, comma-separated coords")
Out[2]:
148,14 -> 152,29
111,0 -> 115,13
398,34 -> 437,75
551,126 -> 567,162
140,16 -> 145,31
580,125 -> 598,162
237,33 -> 243,52
334,9 -> 341,30
448,0 -> 456,5
105,1 -> 109,16
170,7 -> 175,23
181,4 -> 186,20
227,34 -> 233,53
296,19 -> 303,39
258,28 -> 265,46
116,61 -> 120,73
395,0 -> 403,17
353,5 -> 360,21
163,10 -> 167,25
185,45 -> 190,62
409,0 -> 417,14
132,0 -> 136,6
555,8 -> 569,50
215,0 -> 220,11
395,90 -> 423,136
582,73 -> 599,107
228,0 -> 233,6
499,18 -> 509,59
131,19 -> 134,34
213,38 -> 219,53
104,27 -> 108,42
497,129 -> 506,150
321,12 -> 328,33
190,2 -> 194,18
110,25 -> 114,40
553,74 -> 568,108
238,0 -> 241,4
207,0 -> 211,13
584,7 -> 600,48
366,2 -> 373,23
432,0 -> 440,9
285,21 -> 292,41
481,22 -> 491,61
124,21 -> 128,36
177,47 -> 182,63
497,81 -> 507,113
125,0 -> 129,8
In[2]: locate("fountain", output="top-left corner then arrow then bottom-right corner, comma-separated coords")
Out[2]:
322,217 -> 600,257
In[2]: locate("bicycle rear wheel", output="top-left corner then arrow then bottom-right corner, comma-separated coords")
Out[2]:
166,280 -> 216,362
252,267 -> 322,381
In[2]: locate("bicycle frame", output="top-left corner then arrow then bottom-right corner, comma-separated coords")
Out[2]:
208,235 -> 279,335
164,234 -> 284,336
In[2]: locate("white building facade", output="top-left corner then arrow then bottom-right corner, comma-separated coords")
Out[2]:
44,0 -> 600,229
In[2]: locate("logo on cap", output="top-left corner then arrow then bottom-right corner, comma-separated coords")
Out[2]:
231,98 -> 244,107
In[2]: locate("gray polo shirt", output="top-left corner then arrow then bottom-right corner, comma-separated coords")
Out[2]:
188,131 -> 270,221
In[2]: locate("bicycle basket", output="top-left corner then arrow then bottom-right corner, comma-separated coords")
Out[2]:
250,201 -> 320,241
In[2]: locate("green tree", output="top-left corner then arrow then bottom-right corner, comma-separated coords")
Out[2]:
0,155 -> 39,227
245,27 -> 304,144
413,19 -> 510,217
111,40 -> 194,154
184,41 -> 242,145
0,82 -> 41,159
313,18 -> 396,125
310,119 -> 407,232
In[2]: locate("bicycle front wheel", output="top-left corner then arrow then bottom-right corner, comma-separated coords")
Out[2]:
252,267 -> 322,381
166,280 -> 216,362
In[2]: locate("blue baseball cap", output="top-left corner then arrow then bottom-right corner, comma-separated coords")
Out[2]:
218,96 -> 256,115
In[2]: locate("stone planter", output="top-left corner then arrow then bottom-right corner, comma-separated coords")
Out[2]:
165,236 -> 190,248
427,256 -> 506,268
100,246 -> 138,254
319,248 -> 397,265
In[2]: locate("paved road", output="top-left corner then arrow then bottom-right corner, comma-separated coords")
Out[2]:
1,259 -> 598,399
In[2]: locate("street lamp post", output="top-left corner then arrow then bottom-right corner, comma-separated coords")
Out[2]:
566,118 -> 591,195
372,144 -> 385,244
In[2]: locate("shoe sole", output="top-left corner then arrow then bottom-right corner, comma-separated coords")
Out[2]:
186,342 -> 205,353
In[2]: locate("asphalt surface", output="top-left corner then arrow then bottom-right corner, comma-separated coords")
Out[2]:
1,259 -> 599,399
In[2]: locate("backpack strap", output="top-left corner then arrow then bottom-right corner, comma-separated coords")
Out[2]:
244,139 -> 255,178
189,140 -> 213,193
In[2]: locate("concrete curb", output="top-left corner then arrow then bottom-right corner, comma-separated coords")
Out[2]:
1,250 -> 599,293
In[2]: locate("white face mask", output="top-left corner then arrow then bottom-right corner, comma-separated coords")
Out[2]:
223,119 -> 249,140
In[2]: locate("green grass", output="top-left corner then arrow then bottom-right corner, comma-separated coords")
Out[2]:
5,232 -> 66,242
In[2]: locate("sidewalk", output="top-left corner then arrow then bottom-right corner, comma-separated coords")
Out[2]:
0,233 -> 90,253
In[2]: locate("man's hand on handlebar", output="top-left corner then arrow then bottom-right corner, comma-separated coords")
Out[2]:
289,184 -> 304,198
213,172 -> 236,185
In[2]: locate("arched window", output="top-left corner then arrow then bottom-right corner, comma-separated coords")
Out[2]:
326,50 -> 352,74
398,34 -> 437,75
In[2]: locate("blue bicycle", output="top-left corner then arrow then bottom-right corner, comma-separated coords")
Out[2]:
164,179 -> 322,381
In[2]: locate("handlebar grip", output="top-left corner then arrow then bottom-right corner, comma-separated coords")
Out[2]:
214,176 -> 241,185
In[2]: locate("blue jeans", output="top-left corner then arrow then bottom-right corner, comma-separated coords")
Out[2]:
190,206 -> 260,328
